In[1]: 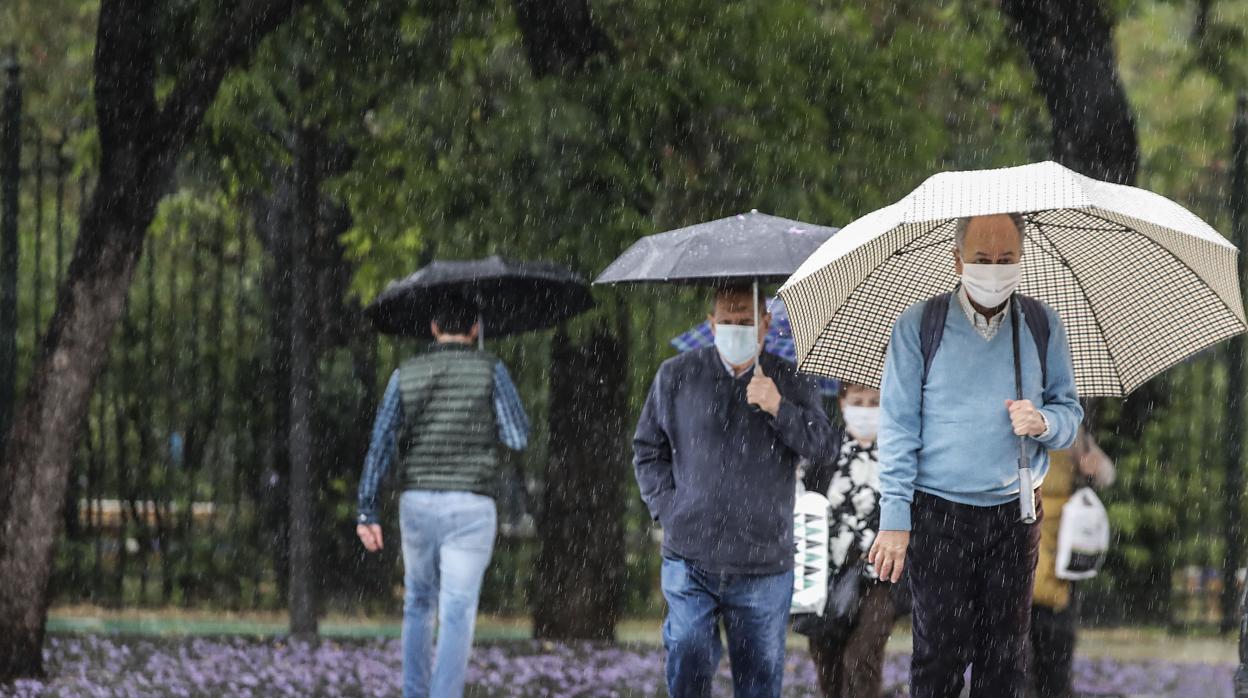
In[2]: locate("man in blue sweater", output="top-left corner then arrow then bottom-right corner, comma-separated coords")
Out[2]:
867,214 -> 1083,698
634,284 -> 834,698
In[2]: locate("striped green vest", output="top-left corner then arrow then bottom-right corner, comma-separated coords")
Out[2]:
397,343 -> 498,497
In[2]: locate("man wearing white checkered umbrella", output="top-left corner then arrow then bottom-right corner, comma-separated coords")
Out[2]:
777,161 -> 1248,698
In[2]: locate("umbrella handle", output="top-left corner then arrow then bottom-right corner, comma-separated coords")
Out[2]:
1018,463 -> 1037,524
1011,296 -> 1038,524
750,279 -> 763,413
477,314 -> 485,350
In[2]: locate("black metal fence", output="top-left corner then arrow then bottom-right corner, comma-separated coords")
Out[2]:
0,59 -> 658,618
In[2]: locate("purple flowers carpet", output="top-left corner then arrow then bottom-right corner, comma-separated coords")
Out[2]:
0,635 -> 1233,697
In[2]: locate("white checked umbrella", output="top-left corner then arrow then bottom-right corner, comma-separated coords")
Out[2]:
777,160 -> 1247,397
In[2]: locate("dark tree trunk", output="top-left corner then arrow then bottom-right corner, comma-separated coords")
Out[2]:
511,0 -> 612,78
0,0 -> 306,679
1225,94 -> 1248,638
533,329 -> 628,641
0,171 -> 166,676
511,0 -> 629,640
287,120 -> 321,637
0,56 -> 21,461
999,0 -> 1139,185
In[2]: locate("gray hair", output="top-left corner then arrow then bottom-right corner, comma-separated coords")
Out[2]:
954,213 -> 1026,252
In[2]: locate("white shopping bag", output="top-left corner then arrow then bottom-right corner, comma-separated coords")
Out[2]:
1055,487 -> 1110,581
791,489 -> 830,615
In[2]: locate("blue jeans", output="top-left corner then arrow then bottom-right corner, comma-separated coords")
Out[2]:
660,556 -> 794,698
399,490 -> 497,698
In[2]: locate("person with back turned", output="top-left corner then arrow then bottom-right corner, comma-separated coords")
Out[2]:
355,295 -> 530,698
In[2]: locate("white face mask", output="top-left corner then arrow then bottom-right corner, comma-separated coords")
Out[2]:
841,405 -> 880,442
714,324 -> 759,366
960,263 -> 1022,308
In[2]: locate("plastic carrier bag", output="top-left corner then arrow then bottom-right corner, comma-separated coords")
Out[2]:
791,489 -> 830,615
1055,487 -> 1110,581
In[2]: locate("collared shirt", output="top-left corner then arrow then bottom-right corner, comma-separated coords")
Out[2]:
957,285 -> 1009,341
719,353 -> 755,378
356,359 -> 530,523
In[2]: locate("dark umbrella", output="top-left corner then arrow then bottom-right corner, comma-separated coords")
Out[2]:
595,210 -> 839,358
365,256 -> 593,343
595,210 -> 839,286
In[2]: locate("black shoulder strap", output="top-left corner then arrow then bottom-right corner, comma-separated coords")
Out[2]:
919,292 -> 953,385
1015,294 -> 1051,386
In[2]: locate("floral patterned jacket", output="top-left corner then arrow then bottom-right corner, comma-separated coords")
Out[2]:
802,432 -> 882,581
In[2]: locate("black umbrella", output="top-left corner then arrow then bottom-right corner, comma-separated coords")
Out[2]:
365,256 -> 594,341
594,210 -> 839,286
595,210 -> 839,357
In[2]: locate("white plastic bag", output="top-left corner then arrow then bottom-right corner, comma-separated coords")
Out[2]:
1055,487 -> 1110,581
791,490 -> 830,615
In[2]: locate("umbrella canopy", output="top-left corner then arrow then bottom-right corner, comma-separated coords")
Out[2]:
669,297 -> 840,398
778,160 -> 1248,397
594,210 -> 839,285
365,256 -> 593,338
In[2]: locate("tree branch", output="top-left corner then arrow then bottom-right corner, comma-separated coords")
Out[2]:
156,0 -> 311,159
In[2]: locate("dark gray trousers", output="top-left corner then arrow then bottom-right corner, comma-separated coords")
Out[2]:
908,491 -> 1042,698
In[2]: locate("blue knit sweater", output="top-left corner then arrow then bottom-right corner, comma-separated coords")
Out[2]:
878,297 -> 1083,531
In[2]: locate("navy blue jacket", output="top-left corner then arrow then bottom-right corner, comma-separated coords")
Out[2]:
633,347 -> 835,575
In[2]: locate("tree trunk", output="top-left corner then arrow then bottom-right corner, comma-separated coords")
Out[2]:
0,56 -> 21,461
0,167 -> 167,677
511,0 -> 612,78
288,121 -> 321,637
533,329 -> 627,640
0,0 -> 306,678
1225,93 -> 1248,637
999,0 -> 1138,185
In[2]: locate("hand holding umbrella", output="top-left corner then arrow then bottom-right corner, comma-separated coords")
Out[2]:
746,361 -> 781,416
1006,399 -> 1046,437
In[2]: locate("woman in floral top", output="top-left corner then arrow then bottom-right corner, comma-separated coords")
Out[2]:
799,383 -> 898,698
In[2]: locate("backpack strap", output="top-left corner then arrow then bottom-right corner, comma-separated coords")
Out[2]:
1015,294 -> 1051,387
920,291 -> 1051,386
919,292 -> 953,385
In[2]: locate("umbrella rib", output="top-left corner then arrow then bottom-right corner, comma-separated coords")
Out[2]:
895,236 -> 954,257
1023,216 -> 1122,233
1030,221 -> 1128,396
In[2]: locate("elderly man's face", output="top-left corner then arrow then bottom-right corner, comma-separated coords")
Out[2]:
708,289 -> 771,346
954,214 -> 1023,274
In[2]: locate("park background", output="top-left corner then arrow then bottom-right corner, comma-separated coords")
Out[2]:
1,0 -> 1248,693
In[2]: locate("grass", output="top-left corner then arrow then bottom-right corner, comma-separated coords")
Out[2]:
45,605 -> 1240,664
